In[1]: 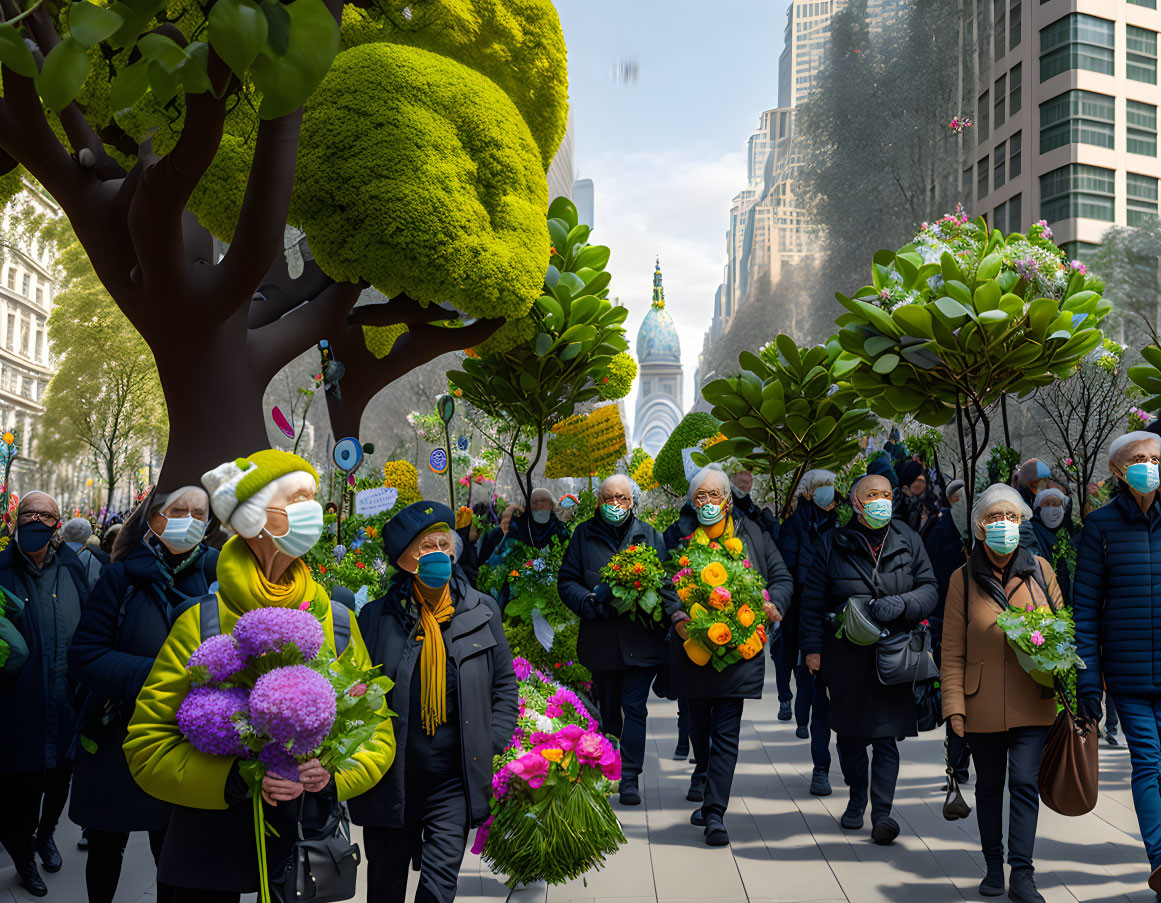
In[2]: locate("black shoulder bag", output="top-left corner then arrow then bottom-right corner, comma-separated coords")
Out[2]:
872,535 -> 939,686
270,795 -> 361,903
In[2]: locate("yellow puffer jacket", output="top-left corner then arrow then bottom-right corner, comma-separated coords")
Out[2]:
124,543 -> 395,810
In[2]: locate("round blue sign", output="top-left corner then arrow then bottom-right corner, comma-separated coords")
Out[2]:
429,448 -> 449,474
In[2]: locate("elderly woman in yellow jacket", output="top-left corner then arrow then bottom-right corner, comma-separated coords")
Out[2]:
124,450 -> 395,903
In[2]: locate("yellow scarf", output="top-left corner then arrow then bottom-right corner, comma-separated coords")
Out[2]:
692,513 -> 735,545
412,578 -> 456,735
216,535 -> 325,614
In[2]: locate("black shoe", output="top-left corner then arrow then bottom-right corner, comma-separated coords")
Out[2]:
35,834 -> 62,873
1008,866 -> 1045,903
77,827 -> 89,851
690,808 -> 706,827
871,817 -> 899,845
1106,731 -> 1120,747
704,812 -> 730,846
17,860 -> 47,897
778,701 -> 793,721
795,725 -> 810,740
686,773 -> 707,803
618,778 -> 641,806
840,801 -> 865,830
809,768 -> 832,796
980,862 -> 1006,897
673,742 -> 690,760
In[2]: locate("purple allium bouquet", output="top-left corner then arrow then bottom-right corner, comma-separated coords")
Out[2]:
474,657 -> 625,887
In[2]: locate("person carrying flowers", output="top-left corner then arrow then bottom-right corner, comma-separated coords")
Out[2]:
664,465 -> 792,846
798,473 -> 937,847
559,474 -> 680,807
941,483 -> 1066,903
124,450 -> 395,903
350,500 -> 517,903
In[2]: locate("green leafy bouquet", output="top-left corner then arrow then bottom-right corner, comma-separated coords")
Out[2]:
475,657 -> 625,887
600,543 -> 666,625
995,601 -> 1085,700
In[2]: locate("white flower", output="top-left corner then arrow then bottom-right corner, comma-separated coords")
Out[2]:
535,714 -> 556,733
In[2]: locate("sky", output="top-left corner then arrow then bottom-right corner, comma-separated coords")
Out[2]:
555,0 -> 787,435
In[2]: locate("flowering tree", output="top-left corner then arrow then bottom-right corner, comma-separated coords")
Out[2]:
834,212 -> 1108,509
543,404 -> 628,486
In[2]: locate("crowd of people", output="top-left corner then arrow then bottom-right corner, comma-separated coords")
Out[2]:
4,430 -> 1161,902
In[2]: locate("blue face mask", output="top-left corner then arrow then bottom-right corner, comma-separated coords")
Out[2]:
984,521 -> 1020,555
812,486 -> 835,510
1126,462 -> 1161,494
599,503 -> 629,524
269,500 -> 324,559
416,551 -> 453,588
697,502 -> 724,525
860,498 -> 892,528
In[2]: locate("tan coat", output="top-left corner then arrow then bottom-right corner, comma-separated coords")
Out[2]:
941,556 -> 1063,734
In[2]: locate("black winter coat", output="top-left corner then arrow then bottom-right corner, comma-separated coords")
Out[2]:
0,542 -> 89,772
732,493 -> 780,543
799,522 -> 938,738
1030,516 -> 1072,607
558,514 -> 679,671
664,511 -> 793,699
349,573 -> 518,828
68,540 -> 218,831
776,501 -> 838,659
922,511 -> 969,644
478,513 -> 568,566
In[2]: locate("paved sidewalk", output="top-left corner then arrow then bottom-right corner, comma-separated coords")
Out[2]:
1,673 -> 1150,902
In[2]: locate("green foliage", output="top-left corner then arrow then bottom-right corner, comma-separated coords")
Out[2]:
597,352 -> 637,401
995,604 -> 1084,705
701,337 -> 878,486
835,215 -> 1109,426
985,444 -> 1021,486
638,504 -> 679,533
291,41 -> 549,323
653,412 -> 722,496
600,544 -> 666,627
1128,345 -> 1161,413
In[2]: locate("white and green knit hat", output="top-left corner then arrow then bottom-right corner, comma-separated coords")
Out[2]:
202,449 -> 319,536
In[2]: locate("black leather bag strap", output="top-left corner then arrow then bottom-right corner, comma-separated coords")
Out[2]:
330,598 -> 351,655
198,595 -> 220,640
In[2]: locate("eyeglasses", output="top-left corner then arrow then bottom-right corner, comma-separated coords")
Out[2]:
861,489 -> 893,501
601,493 -> 633,505
17,511 -> 58,527
1128,453 -> 1161,465
417,534 -> 454,555
983,511 -> 1021,524
692,490 -> 725,506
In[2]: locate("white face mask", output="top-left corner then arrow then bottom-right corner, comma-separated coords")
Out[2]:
531,509 -> 552,525
154,514 -> 207,554
269,500 -> 324,558
1039,506 -> 1065,530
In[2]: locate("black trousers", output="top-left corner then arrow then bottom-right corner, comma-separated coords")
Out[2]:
86,828 -> 175,903
810,671 -> 832,773
593,667 -> 654,782
968,726 -> 1051,869
0,763 -> 73,866
364,776 -> 470,903
836,735 -> 899,824
173,891 -> 239,902
689,698 -> 745,817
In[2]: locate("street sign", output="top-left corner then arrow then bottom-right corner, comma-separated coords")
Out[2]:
355,487 -> 398,516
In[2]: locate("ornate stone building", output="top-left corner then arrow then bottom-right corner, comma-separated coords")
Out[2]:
633,260 -> 683,456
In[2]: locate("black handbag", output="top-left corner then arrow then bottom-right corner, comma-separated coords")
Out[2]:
876,626 -> 940,686
270,799 -> 361,903
942,763 -> 972,820
914,681 -> 943,732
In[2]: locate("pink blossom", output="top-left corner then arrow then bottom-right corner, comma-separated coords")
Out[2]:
1030,630 -> 1045,647
762,588 -> 770,602
1026,603 -> 1034,612
347,683 -> 367,698
742,559 -> 752,569
672,574 -> 682,585
512,657 -> 533,681
471,816 -> 493,855
508,752 -> 550,789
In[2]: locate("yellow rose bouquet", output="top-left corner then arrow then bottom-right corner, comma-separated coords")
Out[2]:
666,536 -> 769,672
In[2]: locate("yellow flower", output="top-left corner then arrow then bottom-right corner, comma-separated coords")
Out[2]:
689,602 -> 709,620
700,562 -> 728,587
692,532 -> 709,546
684,637 -> 712,666
737,634 -> 762,660
724,537 -> 743,556
736,604 -> 755,628
541,748 -> 564,763
707,622 -> 732,645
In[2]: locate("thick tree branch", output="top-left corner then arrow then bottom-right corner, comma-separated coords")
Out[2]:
0,66 -> 83,201
347,294 -> 452,328
247,279 -> 362,376
248,246 -> 335,329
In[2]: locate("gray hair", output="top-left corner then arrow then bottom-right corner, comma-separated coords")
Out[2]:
945,479 -> 965,501
1109,431 -> 1161,469
971,483 -> 1032,540
796,469 -> 836,497
688,465 -> 730,505
599,474 -> 634,500
60,517 -> 92,545
1034,487 -> 1067,509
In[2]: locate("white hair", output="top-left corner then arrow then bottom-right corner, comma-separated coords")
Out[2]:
945,479 -> 965,501
451,530 -> 463,562
230,472 -> 317,538
1109,431 -> 1161,468
158,486 -> 208,517
1034,488 -> 1067,509
599,474 -> 633,498
688,465 -> 730,505
971,483 -> 1032,540
796,469 -> 836,496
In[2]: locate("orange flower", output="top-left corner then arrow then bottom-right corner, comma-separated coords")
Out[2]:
632,563 -> 644,574
737,635 -> 762,660
679,556 -> 690,567
628,544 -> 638,552
736,604 -> 755,628
756,624 -> 768,645
724,537 -> 744,555
509,570 -> 520,578
707,622 -> 732,645
706,586 -> 730,610
708,542 -> 720,550
677,584 -> 695,603
541,748 -> 564,763
464,348 -> 479,358
684,637 -> 712,666
700,562 -> 728,587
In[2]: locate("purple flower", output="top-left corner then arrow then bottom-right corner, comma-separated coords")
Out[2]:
187,634 -> 245,685
177,687 -> 250,757
249,665 -> 336,755
471,815 -> 493,855
1015,257 -> 1039,281
512,657 -> 533,680
233,608 -> 325,661
1069,259 -> 1087,274
1030,630 -> 1045,647
259,742 -> 301,781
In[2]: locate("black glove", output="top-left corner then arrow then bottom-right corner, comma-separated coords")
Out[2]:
578,595 -> 602,620
869,596 -> 905,623
593,583 -> 613,605
1077,695 -> 1103,727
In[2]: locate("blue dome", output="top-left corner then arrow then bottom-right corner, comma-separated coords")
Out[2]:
637,304 -> 681,363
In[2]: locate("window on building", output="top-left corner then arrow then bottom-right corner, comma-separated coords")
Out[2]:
1009,0 -> 1021,49
1009,131 -> 1022,178
963,165 -> 973,195
994,0 -> 1006,59
20,274 -> 28,298
979,90 -> 990,140
1009,62 -> 1022,115
978,155 -> 990,200
34,329 -> 42,362
20,319 -> 28,356
1128,26 -> 1158,84
1130,0 -> 1157,8
994,74 -> 1006,127
1128,100 -> 1159,156
1039,163 -> 1115,223
1039,14 -> 1114,81
1006,193 -> 1023,233
34,287 -> 42,307
1039,90 -> 1115,153
994,140 -> 1007,189
1128,173 -> 1160,226
643,380 -> 652,397
1061,240 -> 1101,261
5,269 -> 12,290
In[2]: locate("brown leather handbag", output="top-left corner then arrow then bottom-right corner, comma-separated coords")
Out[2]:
1039,694 -> 1099,816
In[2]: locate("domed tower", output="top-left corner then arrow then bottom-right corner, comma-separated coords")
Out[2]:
634,259 -> 684,456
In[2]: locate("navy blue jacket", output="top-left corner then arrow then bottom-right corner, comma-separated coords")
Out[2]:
1030,516 -> 1072,607
776,499 -> 838,658
1074,491 -> 1161,701
67,539 -> 217,831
